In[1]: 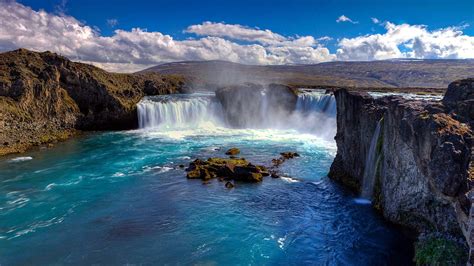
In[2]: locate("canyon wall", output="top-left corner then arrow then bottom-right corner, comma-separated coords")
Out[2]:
329,82 -> 473,240
0,49 -> 184,155
215,83 -> 298,128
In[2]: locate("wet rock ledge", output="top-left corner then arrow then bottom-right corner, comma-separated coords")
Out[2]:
328,78 -> 474,263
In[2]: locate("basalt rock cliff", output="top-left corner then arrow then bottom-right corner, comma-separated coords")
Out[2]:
0,49 -> 184,155
328,80 -> 473,249
215,83 -> 297,128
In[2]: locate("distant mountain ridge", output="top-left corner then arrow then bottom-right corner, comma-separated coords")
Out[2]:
141,59 -> 474,89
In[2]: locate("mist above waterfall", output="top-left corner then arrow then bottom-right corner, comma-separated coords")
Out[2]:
137,87 -> 337,141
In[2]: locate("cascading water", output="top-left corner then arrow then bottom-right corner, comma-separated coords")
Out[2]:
137,93 -> 223,130
295,90 -> 337,116
361,118 -> 383,199
137,89 -> 337,136
291,90 -> 337,139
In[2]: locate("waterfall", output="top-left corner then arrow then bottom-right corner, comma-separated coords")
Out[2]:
136,90 -> 337,138
361,119 -> 383,199
137,93 -> 223,130
290,90 -> 337,139
296,90 -> 337,117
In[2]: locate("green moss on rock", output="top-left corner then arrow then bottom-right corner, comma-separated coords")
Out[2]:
186,157 -> 268,184
414,234 -> 467,266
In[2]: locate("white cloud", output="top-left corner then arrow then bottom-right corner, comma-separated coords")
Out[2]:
336,15 -> 358,24
371,17 -> 380,24
106,18 -> 118,28
316,36 -> 333,42
0,1 -> 473,72
0,2 -> 335,71
336,22 -> 474,60
185,21 -> 286,45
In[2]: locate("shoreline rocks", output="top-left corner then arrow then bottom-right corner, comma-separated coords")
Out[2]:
0,49 -> 185,155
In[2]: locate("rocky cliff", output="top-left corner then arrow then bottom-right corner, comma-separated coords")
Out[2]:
0,49 -> 184,155
328,81 -> 474,260
215,83 -> 297,128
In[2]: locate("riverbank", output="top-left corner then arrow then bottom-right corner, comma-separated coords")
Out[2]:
0,49 -> 184,155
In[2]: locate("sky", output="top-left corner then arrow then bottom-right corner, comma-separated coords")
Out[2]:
0,0 -> 473,72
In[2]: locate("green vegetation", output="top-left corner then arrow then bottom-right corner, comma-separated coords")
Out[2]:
414,233 -> 467,266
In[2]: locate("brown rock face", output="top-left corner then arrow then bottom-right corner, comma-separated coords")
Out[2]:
0,49 -> 184,155
443,78 -> 474,128
329,86 -> 473,237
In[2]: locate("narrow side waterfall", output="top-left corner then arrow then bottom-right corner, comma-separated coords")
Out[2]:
296,90 -> 337,117
137,93 -> 223,129
361,118 -> 383,199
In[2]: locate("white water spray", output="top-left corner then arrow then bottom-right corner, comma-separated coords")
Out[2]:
137,93 -> 223,130
296,90 -> 337,116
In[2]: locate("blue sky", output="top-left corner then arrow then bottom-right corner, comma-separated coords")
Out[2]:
1,0 -> 473,72
18,0 -> 474,49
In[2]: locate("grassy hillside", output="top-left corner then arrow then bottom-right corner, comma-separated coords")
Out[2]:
142,59 -> 474,89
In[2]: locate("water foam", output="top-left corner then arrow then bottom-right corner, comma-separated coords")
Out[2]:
136,90 -> 338,149
137,93 -> 223,130
8,156 -> 33,163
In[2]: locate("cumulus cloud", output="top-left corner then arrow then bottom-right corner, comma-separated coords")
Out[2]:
185,21 -> 286,45
0,1 -> 473,72
337,22 -> 474,60
0,1 -> 335,71
336,15 -> 358,24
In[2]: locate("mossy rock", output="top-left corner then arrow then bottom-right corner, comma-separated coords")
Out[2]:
414,234 -> 467,266
186,157 -> 267,183
225,148 -> 240,156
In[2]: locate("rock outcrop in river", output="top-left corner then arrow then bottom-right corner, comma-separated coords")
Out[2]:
215,83 -> 298,128
0,49 -> 184,155
328,80 -> 474,257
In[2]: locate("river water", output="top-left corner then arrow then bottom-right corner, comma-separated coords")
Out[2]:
0,91 -> 412,265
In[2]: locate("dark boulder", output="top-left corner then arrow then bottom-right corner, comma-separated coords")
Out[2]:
443,78 -> 474,128
225,147 -> 240,156
225,181 -> 235,189
280,152 -> 300,159
185,157 -> 268,183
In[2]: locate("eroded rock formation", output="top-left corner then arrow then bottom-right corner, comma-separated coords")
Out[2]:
329,81 -> 473,245
0,49 -> 184,155
215,83 -> 298,128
